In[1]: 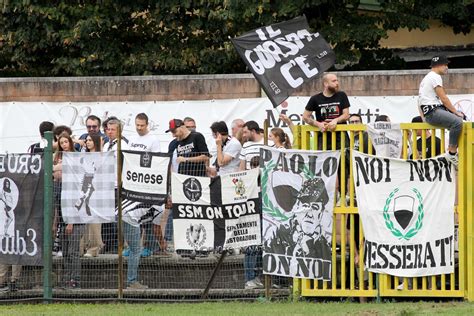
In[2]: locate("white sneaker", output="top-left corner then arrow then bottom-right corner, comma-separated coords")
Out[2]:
245,278 -> 264,289
127,282 -> 148,289
254,277 -> 264,288
245,279 -> 259,290
445,152 -> 459,168
397,283 -> 404,290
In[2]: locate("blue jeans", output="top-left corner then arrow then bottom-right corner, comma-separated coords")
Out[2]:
425,107 -> 463,147
143,221 -> 159,252
123,222 -> 141,284
165,209 -> 173,242
244,246 -> 262,282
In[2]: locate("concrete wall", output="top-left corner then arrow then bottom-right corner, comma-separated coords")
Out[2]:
0,69 -> 473,102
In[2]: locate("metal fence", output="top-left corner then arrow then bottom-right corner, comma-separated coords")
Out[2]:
0,143 -> 289,302
1,122 -> 473,303
292,122 -> 473,301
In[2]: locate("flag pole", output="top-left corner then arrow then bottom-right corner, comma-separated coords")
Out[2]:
117,125 -> 124,299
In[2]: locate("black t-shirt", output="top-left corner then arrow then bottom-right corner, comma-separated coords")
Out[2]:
176,132 -> 209,176
305,91 -> 350,123
415,136 -> 441,158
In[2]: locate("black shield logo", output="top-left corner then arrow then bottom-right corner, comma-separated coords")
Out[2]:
393,195 -> 415,230
140,152 -> 152,168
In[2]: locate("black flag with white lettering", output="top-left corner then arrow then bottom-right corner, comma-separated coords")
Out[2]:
231,15 -> 335,108
171,169 -> 261,251
0,153 -> 43,266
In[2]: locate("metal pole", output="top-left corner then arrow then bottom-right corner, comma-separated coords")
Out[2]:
43,131 -> 53,303
117,126 -> 124,299
201,250 -> 227,300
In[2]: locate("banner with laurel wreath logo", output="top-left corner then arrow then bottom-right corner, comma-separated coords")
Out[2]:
352,151 -> 455,277
261,147 -> 340,280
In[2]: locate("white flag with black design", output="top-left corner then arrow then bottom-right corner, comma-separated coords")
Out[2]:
62,152 -> 116,223
121,150 -> 170,204
261,147 -> 340,280
353,151 -> 455,277
172,169 -> 261,251
367,121 -> 403,158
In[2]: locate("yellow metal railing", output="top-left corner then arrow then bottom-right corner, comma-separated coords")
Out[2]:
291,122 -> 472,300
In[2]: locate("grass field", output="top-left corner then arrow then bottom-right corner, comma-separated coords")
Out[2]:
2,301 -> 474,316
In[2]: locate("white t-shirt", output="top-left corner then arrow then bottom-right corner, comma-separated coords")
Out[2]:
239,138 -> 264,170
127,133 -> 161,152
218,136 -> 242,175
419,71 -> 443,106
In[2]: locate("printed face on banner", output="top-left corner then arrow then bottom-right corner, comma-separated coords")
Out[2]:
261,147 -> 340,280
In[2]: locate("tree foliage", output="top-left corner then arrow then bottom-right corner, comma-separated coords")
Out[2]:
0,0 -> 472,76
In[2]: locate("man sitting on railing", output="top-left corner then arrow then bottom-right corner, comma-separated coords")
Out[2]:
418,55 -> 464,167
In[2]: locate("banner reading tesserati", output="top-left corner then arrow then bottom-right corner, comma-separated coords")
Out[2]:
172,169 -> 261,251
261,147 -> 340,280
352,151 -> 455,277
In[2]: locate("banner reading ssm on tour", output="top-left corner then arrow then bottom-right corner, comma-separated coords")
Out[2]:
261,147 -> 340,280
172,169 -> 261,251
352,151 -> 455,277
231,15 -> 335,108
0,154 -> 43,266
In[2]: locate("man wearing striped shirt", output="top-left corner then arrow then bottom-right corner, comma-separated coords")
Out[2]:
238,120 -> 264,289
239,121 -> 264,171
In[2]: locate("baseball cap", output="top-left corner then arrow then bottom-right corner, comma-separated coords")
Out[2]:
165,119 -> 184,133
430,55 -> 449,67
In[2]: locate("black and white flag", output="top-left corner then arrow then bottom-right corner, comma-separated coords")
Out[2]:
0,154 -> 43,266
121,150 -> 170,204
172,169 -> 261,251
231,15 -> 335,108
261,147 -> 340,280
62,152 -> 115,223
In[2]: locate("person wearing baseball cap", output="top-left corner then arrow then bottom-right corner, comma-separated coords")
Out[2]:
166,118 -> 209,177
165,119 -> 184,133
418,54 -> 464,167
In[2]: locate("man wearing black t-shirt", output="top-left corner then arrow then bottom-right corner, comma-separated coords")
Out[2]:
411,116 -> 442,159
166,119 -> 209,177
302,73 -> 350,149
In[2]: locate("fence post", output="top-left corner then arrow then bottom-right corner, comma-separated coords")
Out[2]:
466,123 -> 474,301
43,131 -> 53,303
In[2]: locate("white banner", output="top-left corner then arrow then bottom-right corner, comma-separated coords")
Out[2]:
121,150 -> 170,204
352,151 -> 455,277
261,147 -> 340,280
62,152 -> 116,224
367,122 -> 403,158
1,95 -> 472,154
172,169 -> 261,251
